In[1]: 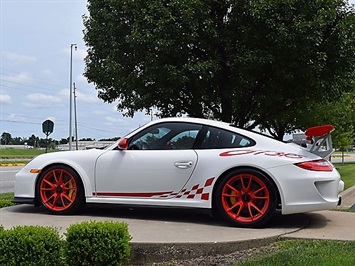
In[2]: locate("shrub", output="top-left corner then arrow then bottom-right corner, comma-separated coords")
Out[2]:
0,199 -> 14,208
64,221 -> 132,266
0,225 -> 63,266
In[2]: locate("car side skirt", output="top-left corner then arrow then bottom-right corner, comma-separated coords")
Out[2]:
12,197 -> 35,205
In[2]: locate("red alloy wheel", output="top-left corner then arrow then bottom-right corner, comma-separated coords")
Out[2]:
216,170 -> 276,227
39,167 -> 80,213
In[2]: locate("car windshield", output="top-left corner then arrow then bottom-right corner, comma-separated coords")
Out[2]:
104,122 -> 149,150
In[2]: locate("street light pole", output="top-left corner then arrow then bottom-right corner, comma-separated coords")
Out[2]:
73,82 -> 79,150
69,43 -> 77,151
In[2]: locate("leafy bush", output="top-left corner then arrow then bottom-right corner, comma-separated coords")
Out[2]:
0,225 -> 63,266
0,199 -> 15,208
64,221 -> 132,266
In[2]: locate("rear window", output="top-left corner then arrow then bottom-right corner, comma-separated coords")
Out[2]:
198,126 -> 255,149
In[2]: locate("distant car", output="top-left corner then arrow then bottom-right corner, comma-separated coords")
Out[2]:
13,118 -> 344,228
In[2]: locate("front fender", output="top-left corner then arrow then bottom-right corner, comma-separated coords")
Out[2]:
34,160 -> 94,198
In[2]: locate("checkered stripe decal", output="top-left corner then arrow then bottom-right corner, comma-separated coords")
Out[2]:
155,177 -> 215,200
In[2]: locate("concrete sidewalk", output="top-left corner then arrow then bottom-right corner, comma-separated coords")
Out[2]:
0,205 -> 308,264
0,187 -> 354,264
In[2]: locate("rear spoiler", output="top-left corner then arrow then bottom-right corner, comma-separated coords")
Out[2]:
304,125 -> 334,159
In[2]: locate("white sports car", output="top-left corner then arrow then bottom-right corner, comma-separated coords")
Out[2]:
13,118 -> 344,227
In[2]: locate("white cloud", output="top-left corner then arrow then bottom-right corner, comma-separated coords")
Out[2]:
58,88 -> 70,99
58,87 -> 99,104
75,48 -> 87,61
76,90 -> 100,103
61,47 -> 87,61
4,72 -> 34,85
0,94 -> 12,104
104,116 -> 129,126
2,51 -> 37,66
75,74 -> 90,85
45,116 -> 56,123
23,93 -> 63,108
41,69 -> 53,77
92,110 -> 106,115
5,113 -> 26,122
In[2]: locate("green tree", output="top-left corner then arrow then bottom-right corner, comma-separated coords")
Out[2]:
11,137 -> 24,145
317,92 -> 355,150
283,91 -> 355,145
59,138 -> 68,145
1,132 -> 12,145
27,134 -> 39,147
84,0 -> 355,133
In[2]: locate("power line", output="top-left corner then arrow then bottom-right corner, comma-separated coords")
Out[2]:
0,67 -> 67,88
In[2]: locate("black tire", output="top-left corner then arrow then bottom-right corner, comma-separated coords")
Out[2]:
215,168 -> 276,228
36,165 -> 85,214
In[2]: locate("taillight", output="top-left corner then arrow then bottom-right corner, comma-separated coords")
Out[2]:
295,159 -> 333,171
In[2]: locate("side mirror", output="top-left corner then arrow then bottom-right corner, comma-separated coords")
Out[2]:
118,138 -> 129,150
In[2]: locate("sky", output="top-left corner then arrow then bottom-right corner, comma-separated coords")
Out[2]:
0,0 -> 154,141
1,0 -> 354,142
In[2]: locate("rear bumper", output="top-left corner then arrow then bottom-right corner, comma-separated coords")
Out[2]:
268,165 -> 344,214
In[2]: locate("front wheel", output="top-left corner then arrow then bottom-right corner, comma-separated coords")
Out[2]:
215,169 -> 276,228
36,165 -> 84,214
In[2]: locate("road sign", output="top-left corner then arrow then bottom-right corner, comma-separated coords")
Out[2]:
42,119 -> 54,136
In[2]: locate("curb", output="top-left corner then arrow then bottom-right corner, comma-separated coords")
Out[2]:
338,186 -> 355,209
129,237 -> 280,265
0,163 -> 26,167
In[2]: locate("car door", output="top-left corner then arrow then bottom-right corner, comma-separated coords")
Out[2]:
94,122 -> 202,199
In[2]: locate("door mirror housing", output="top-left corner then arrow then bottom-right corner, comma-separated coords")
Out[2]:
118,138 -> 129,150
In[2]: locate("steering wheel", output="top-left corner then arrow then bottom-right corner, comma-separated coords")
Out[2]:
140,142 -> 149,150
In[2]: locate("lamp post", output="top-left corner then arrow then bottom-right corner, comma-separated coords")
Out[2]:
73,82 -> 79,150
69,43 -> 77,150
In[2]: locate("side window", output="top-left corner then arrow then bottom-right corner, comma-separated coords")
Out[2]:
129,126 -> 171,150
129,122 -> 202,150
167,129 -> 200,149
199,126 -> 255,149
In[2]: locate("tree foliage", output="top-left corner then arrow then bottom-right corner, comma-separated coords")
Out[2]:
314,91 -> 355,149
1,132 -> 11,145
83,0 -> 355,139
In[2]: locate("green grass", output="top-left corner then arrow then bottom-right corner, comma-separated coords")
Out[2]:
0,193 -> 15,208
0,148 -> 59,165
236,240 -> 355,266
0,148 -> 58,159
334,162 -> 355,189
0,193 -> 13,200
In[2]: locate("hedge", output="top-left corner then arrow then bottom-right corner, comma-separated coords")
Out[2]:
0,221 -> 132,266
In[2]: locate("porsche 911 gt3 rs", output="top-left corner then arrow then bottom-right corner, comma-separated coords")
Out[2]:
12,118 -> 344,227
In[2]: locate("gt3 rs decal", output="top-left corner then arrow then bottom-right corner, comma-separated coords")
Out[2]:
159,177 -> 215,200
219,150 -> 304,159
93,177 -> 215,201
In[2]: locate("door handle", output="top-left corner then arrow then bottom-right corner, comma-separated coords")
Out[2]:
174,161 -> 193,169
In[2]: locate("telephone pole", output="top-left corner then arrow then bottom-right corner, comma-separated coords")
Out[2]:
69,43 -> 77,150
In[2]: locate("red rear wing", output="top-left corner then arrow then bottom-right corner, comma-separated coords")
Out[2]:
304,125 -> 334,159
305,125 -> 334,138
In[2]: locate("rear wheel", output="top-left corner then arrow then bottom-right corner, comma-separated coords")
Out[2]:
37,165 -> 84,214
215,169 -> 276,228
